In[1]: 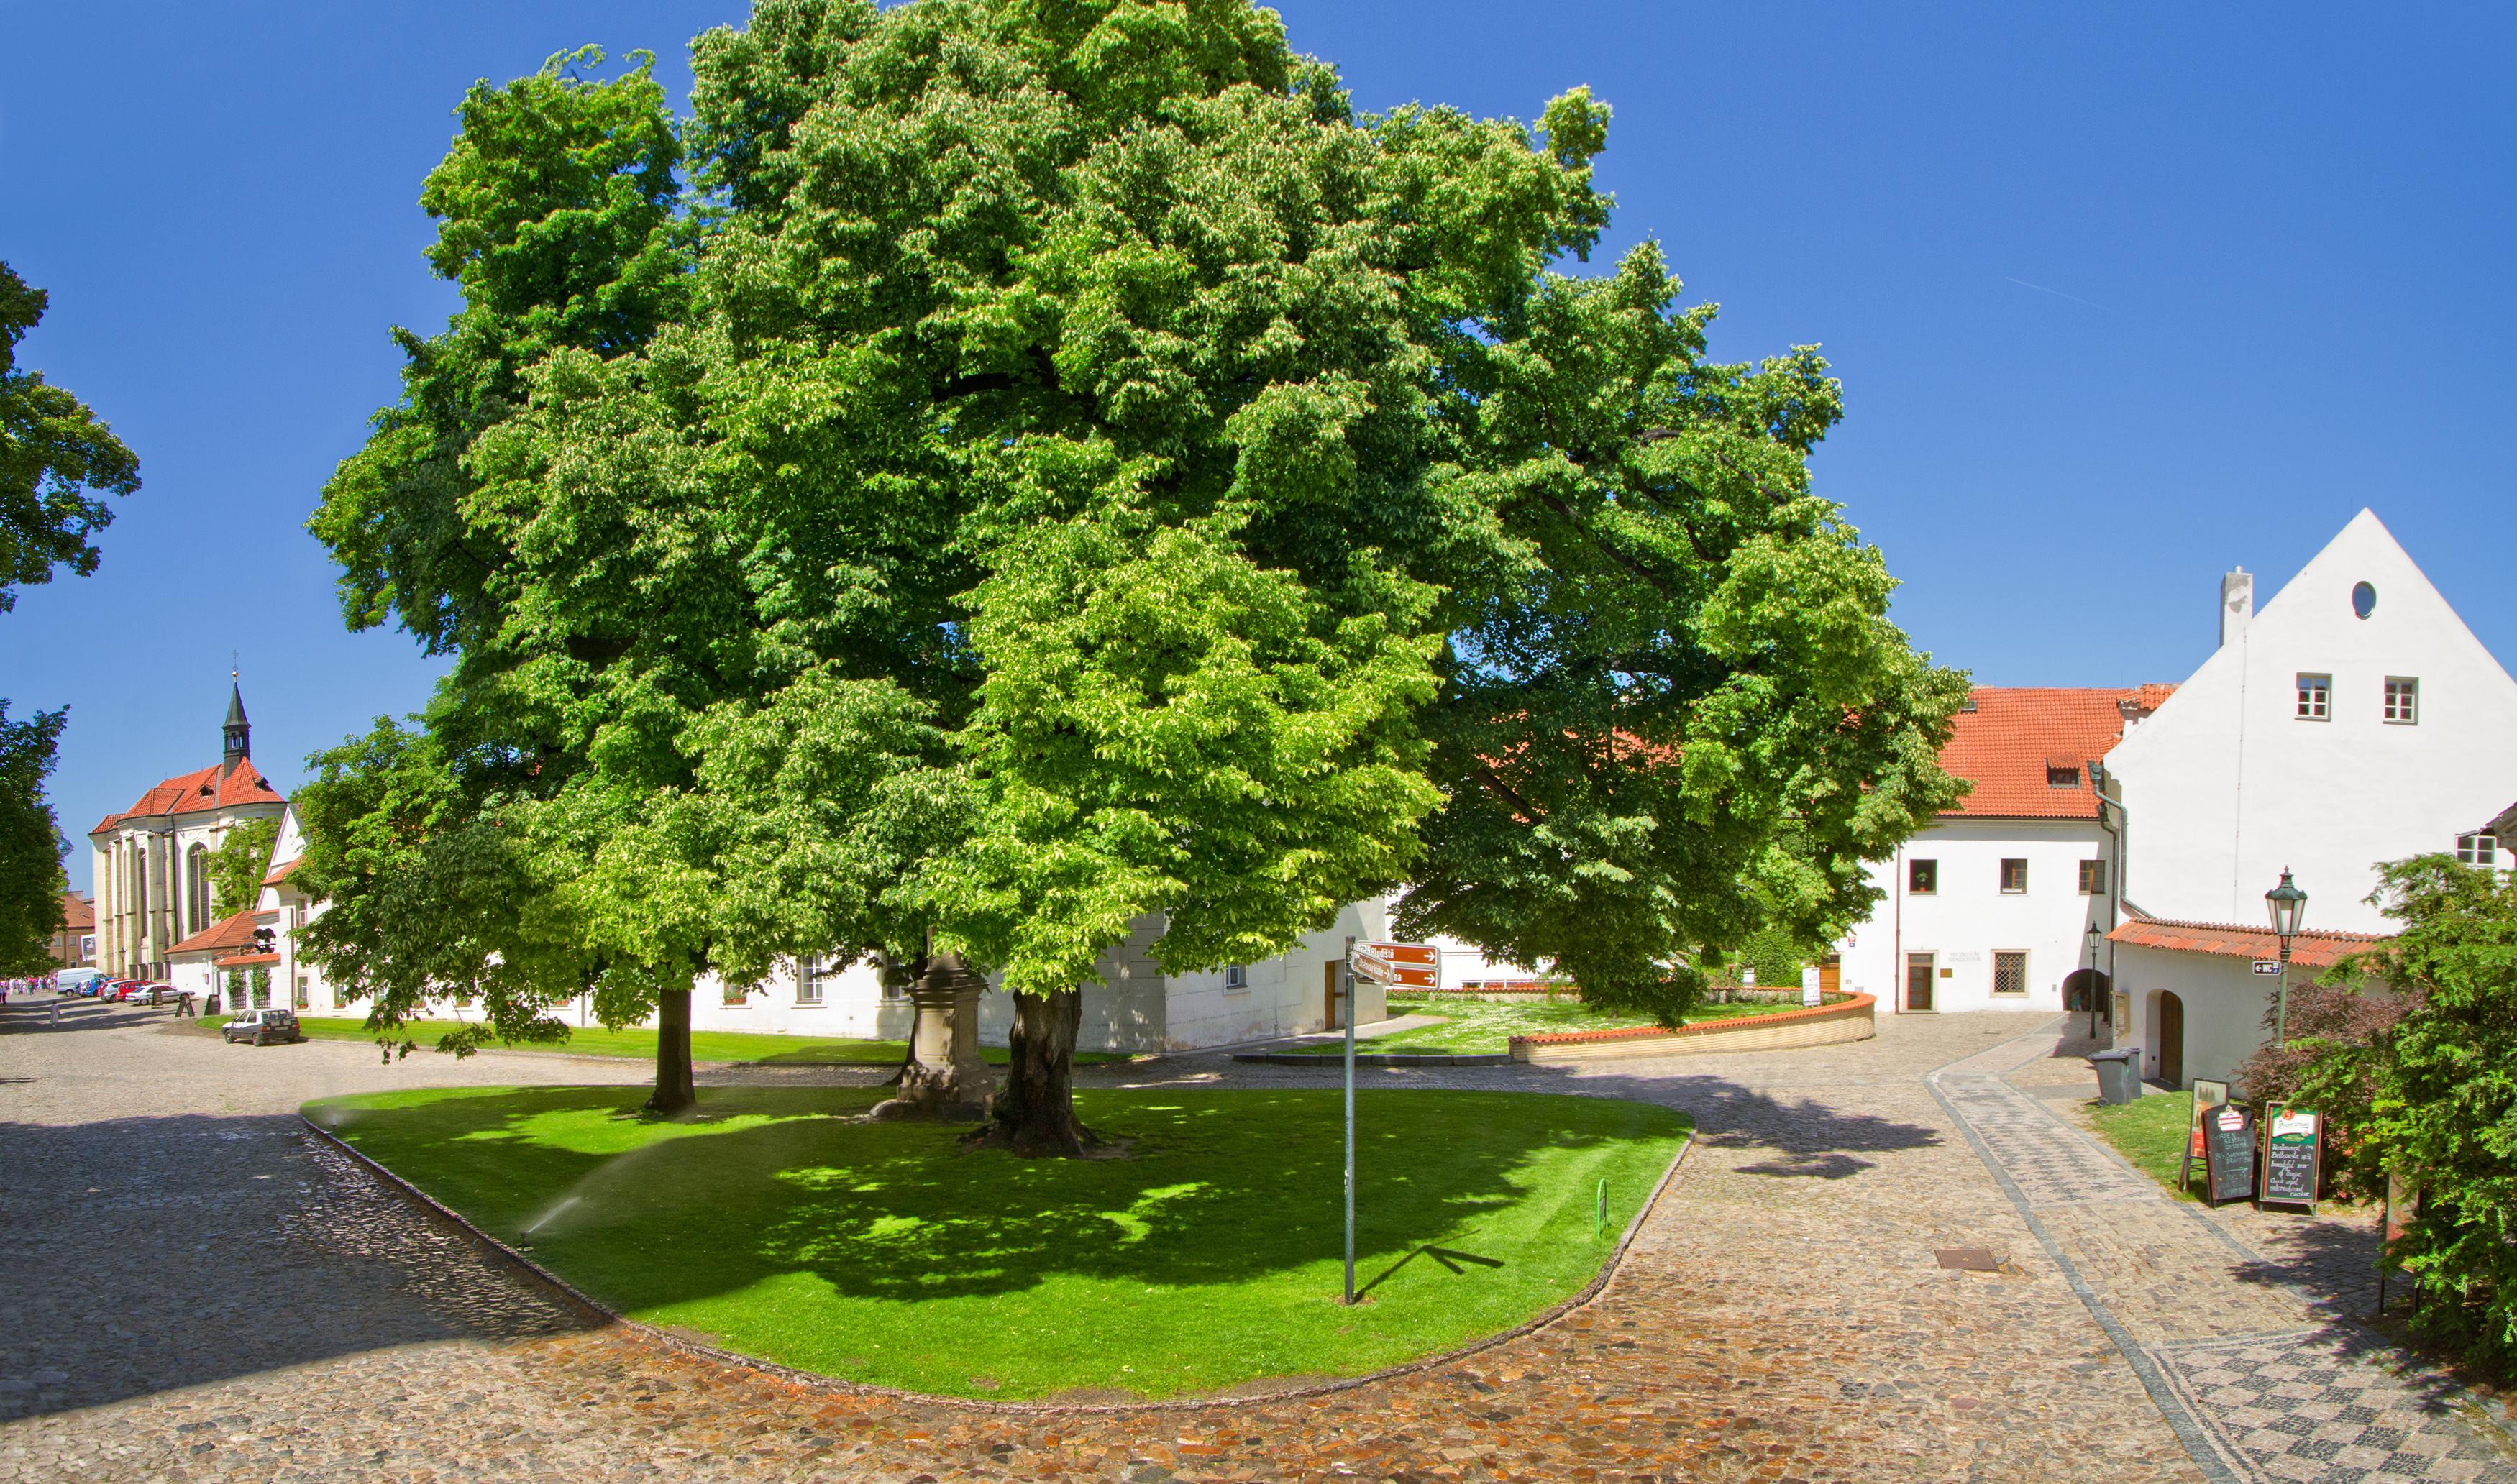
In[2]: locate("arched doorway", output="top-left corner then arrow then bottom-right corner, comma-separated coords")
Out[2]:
2156,991 -> 2184,1089
2060,967 -> 2111,1014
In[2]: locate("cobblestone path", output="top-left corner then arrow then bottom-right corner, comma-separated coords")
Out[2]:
1937,1035 -> 2517,1484
2,993 -> 2506,1482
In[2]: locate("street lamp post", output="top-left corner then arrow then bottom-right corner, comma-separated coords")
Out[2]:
2265,868 -> 2308,1042
2084,922 -> 2103,1039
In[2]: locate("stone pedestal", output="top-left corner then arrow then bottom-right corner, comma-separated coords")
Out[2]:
869,954 -> 992,1122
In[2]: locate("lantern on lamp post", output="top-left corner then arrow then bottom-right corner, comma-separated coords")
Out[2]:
2265,868 -> 2307,1042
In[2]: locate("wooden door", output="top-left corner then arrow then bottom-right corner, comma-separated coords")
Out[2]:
1905,953 -> 1934,1012
1323,960 -> 1342,1032
1819,955 -> 1841,998
2160,991 -> 2184,1089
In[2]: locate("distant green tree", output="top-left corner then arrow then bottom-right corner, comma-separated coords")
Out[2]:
0,702 -> 69,976
205,815 -> 281,917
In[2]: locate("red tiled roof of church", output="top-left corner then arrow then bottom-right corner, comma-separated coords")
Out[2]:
88,757 -> 284,835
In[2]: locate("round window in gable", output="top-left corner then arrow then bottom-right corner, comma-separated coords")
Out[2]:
2352,581 -> 2377,619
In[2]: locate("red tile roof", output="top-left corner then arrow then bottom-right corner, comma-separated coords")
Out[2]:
262,856 -> 302,887
214,952 -> 281,968
2108,915 -> 2391,971
58,892 -> 93,931
1937,687 -> 2172,819
168,910 -> 260,958
88,758 -> 283,835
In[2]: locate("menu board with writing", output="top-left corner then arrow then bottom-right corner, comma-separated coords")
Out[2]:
2181,1079 -> 2232,1191
2261,1107 -> 2322,1210
2203,1102 -> 2258,1206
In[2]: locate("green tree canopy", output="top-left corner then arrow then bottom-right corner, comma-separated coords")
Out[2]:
0,702 -> 70,976
0,262 -> 141,614
204,815 -> 282,920
303,0 -> 1962,1140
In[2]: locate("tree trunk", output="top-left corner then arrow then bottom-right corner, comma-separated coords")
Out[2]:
646,986 -> 696,1114
979,989 -> 1093,1156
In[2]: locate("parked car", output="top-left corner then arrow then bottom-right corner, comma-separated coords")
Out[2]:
222,1008 -> 305,1045
127,983 -> 176,1006
104,980 -> 140,1000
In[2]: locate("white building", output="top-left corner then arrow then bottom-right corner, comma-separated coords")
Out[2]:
86,687 -> 287,981
1834,686 -> 2167,1016
2101,509 -> 2517,1089
260,798 -> 1389,1051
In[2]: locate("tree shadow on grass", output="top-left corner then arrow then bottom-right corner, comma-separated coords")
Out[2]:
311,1084 -> 1683,1316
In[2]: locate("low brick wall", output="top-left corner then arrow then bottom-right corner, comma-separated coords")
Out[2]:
1510,994 -> 1876,1064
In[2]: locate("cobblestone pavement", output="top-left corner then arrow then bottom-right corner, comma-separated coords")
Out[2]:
2,991 -> 2506,1482
1944,1038 -> 2517,1484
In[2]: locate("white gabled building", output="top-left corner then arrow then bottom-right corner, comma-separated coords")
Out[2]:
1833,685 -> 2168,1017
2099,509 -> 2517,1089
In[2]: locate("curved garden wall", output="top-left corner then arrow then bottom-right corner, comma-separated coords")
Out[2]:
1510,993 -> 1876,1064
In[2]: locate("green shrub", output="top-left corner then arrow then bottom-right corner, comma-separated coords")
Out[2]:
2291,857 -> 2517,1377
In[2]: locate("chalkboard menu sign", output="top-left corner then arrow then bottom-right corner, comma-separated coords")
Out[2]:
2202,1102 -> 2257,1206
2261,1107 -> 2322,1211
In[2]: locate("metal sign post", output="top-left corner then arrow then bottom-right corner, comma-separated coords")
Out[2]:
1342,935 -> 1357,1305
1340,938 -> 1403,1306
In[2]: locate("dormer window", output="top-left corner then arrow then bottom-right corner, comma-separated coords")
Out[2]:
2046,765 -> 2079,788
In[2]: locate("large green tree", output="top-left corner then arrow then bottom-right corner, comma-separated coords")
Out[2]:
306,0 -> 1961,1143
0,262 -> 140,976
0,702 -> 70,976
1,261 -> 141,614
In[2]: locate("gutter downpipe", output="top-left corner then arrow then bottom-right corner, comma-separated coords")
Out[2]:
2091,757 -> 2125,1045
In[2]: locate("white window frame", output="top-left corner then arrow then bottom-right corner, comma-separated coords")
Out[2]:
795,956 -> 826,1007
1223,963 -> 1248,990
2457,832 -> 2497,869
2384,676 -> 2419,725
2296,673 -> 2331,720
2078,859 -> 2108,896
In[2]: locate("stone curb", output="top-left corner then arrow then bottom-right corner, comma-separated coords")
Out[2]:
298,1107 -> 1691,1416
1228,1051 -> 1515,1066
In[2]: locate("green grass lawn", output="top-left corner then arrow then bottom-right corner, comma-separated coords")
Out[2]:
1282,997 -> 1783,1055
222,1017 -> 1119,1066
2086,1089 -> 2201,1200
306,1084 -> 1689,1401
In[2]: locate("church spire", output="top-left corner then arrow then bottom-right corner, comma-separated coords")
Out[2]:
222,679 -> 250,775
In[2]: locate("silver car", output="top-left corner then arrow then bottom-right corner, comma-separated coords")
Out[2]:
221,1008 -> 305,1046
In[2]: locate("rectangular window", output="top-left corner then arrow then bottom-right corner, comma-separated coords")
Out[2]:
723,979 -> 749,1007
1992,951 -> 2027,996
1908,858 -> 1937,894
2457,832 -> 2497,868
293,976 -> 309,1009
2045,765 -> 2079,788
1999,858 -> 2028,893
1224,963 -> 1248,990
2384,676 -> 2419,724
795,957 -> 826,1006
2296,673 -> 2330,720
2078,859 -> 2109,895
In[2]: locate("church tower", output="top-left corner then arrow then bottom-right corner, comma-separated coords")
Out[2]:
222,683 -> 250,776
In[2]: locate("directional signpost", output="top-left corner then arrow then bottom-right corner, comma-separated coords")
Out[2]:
1343,937 -> 1400,1305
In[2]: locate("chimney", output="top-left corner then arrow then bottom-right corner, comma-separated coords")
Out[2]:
2219,567 -> 2253,648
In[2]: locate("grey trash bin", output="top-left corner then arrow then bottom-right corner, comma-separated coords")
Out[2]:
2088,1047 -> 2141,1105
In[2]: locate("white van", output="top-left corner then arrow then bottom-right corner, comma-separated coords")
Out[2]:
55,968 -> 106,995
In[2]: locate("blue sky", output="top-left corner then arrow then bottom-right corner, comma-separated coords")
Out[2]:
6,2 -> 2512,893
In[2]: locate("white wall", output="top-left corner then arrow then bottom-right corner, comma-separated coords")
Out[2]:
2111,942 -> 2283,1092
2105,510 -> 2517,933
1836,817 -> 2113,1013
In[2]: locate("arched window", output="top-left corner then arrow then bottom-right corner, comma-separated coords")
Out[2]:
188,843 -> 211,933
